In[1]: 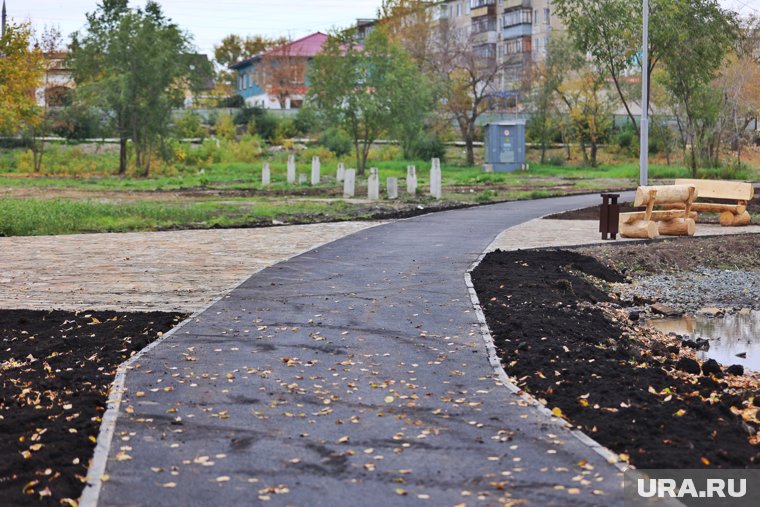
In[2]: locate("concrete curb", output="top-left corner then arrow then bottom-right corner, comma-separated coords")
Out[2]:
465,220 -> 631,475
79,222 -> 389,507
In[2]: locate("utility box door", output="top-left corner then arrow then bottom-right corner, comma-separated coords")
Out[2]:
484,122 -> 526,172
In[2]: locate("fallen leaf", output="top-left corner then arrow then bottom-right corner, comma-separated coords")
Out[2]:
161,482 -> 177,488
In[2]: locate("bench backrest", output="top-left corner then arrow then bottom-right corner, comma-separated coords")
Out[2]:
674,179 -> 754,201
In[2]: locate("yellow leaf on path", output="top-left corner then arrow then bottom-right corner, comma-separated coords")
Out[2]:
384,396 -> 394,403
674,409 -> 686,417
29,443 -> 43,451
552,407 -> 566,419
395,488 -> 408,496
60,499 -> 79,507
161,482 -> 177,488
216,476 -> 231,482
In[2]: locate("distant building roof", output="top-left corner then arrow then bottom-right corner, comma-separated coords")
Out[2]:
231,32 -> 328,69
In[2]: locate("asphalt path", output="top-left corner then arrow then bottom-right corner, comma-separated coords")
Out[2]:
96,194 -> 633,506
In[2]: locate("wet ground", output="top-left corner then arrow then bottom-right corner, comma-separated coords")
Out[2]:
650,311 -> 760,372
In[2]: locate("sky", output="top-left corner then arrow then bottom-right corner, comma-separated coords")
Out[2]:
4,0 -> 382,56
5,0 -> 760,59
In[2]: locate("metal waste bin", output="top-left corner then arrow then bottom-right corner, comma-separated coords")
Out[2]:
600,193 -> 620,240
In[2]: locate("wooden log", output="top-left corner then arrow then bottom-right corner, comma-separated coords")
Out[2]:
719,210 -> 751,227
660,202 -> 746,214
620,210 -> 698,224
634,185 -> 695,207
620,220 -> 659,239
657,218 -> 696,236
675,178 -> 754,201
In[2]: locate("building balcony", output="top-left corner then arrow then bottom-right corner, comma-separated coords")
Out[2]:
472,30 -> 499,45
471,0 -> 497,18
503,23 -> 532,39
502,0 -> 530,9
472,17 -> 498,35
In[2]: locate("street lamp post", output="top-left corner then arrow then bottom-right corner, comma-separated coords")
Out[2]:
640,0 -> 649,186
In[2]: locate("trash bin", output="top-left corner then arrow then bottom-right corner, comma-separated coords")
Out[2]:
600,193 -> 620,240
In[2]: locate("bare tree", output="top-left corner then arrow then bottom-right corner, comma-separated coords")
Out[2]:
260,39 -> 307,109
428,25 -> 508,165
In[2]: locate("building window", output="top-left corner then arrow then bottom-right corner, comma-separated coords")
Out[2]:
503,8 -> 532,28
504,37 -> 530,55
545,8 -> 551,25
457,2 -> 462,16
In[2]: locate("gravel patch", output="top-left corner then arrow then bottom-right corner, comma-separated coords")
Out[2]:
615,268 -> 760,314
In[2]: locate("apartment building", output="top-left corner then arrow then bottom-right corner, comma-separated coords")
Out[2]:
430,0 -> 563,110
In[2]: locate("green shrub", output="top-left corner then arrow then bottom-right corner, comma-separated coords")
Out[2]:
299,146 -> 334,164
173,111 -> 205,140
474,190 -> 498,203
221,136 -> 263,163
294,106 -> 318,134
215,113 -> 236,141
274,119 -> 298,143
248,113 -> 278,142
411,133 -> 446,162
546,155 -> 565,167
318,128 -> 352,157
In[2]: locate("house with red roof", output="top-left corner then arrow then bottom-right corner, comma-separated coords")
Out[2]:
230,32 -> 328,110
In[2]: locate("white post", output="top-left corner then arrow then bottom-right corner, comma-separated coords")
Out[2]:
337,162 -> 346,182
407,165 -> 417,195
343,169 -> 356,198
430,158 -> 442,200
368,167 -> 380,200
311,156 -> 321,185
640,0 -> 649,186
262,163 -> 271,186
387,177 -> 398,200
287,154 -> 296,184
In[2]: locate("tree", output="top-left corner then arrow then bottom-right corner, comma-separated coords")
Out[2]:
0,22 -> 44,135
214,34 -> 280,89
528,33 -> 579,163
70,0 -> 197,176
28,25 -> 65,172
427,24 -> 507,165
658,0 -> 737,175
554,0 -> 642,134
377,0 -> 435,67
555,0 -> 736,134
309,28 -> 430,174
259,39 -> 307,109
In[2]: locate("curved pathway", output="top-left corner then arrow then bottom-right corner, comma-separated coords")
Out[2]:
93,194 -> 631,506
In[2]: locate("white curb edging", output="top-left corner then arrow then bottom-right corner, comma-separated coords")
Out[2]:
78,221 -> 388,507
464,250 -> 630,474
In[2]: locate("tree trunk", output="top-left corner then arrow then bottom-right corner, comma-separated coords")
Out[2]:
590,141 -> 598,167
119,139 -> 128,175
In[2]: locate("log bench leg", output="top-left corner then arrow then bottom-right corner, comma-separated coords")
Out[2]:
719,210 -> 751,227
620,220 -> 659,239
658,217 -> 696,236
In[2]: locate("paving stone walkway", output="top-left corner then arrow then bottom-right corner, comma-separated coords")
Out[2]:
91,194 -> 634,507
0,222 -> 379,313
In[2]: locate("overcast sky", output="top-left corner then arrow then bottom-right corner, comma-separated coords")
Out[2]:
5,0 -> 381,56
6,0 -> 760,58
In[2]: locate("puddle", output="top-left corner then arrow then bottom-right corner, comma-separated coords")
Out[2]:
649,311 -> 760,372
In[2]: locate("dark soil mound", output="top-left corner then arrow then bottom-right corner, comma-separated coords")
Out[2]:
0,310 -> 184,505
472,249 -> 760,469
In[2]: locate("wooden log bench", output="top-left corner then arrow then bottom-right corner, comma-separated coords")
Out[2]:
658,179 -> 754,227
620,184 -> 697,239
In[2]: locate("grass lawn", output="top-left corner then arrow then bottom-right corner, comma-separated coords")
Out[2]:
1,142 -> 756,237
